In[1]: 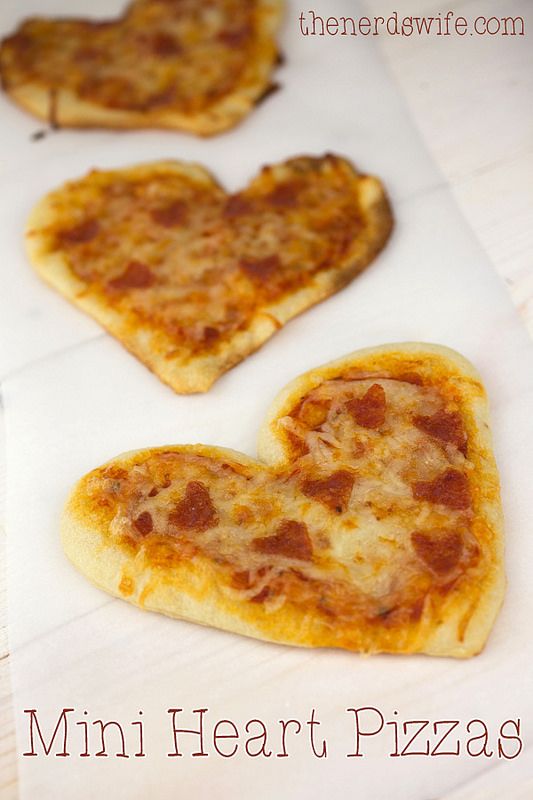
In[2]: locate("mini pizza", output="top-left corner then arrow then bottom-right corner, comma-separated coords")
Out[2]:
26,154 -> 393,393
62,343 -> 505,657
0,0 -> 282,135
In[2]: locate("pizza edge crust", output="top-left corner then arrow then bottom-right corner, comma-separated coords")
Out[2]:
25,159 -> 393,394
61,345 -> 505,658
0,0 -> 283,135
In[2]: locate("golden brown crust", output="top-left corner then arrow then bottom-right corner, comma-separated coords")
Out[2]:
26,154 -> 393,393
0,0 -> 283,135
62,344 -> 505,657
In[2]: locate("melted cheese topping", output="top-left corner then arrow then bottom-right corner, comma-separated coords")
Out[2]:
33,155 -> 381,357
84,372 -> 481,629
1,0 -> 277,117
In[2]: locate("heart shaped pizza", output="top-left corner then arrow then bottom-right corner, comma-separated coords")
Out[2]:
26,154 -> 393,393
0,0 -> 282,135
62,343 -> 505,657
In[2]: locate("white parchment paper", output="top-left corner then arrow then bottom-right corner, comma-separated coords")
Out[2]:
2,1 -> 533,797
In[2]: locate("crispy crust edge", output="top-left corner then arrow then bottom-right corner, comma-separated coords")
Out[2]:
25,158 -> 394,394
0,0 -> 283,135
62,345 -> 505,657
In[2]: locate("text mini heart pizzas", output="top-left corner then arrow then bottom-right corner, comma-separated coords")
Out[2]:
62,344 -> 505,658
0,0 -> 283,136
26,154 -> 393,393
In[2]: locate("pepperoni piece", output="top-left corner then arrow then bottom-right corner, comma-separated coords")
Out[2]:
202,326 -> 220,344
412,469 -> 471,510
58,218 -> 99,244
223,194 -> 254,218
231,566 -> 268,591
251,586 -> 272,603
267,182 -> 300,208
285,430 -> 309,458
414,410 -> 467,454
302,470 -> 355,513
150,201 -> 187,227
75,47 -> 100,62
411,530 -> 464,574
169,481 -> 218,532
149,33 -> 182,56
240,254 -> 281,281
109,261 -> 155,290
218,26 -> 251,47
134,511 -> 153,536
346,384 -> 386,429
253,520 -> 313,561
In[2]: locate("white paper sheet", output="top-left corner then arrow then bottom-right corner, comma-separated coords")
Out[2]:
3,1 -> 533,797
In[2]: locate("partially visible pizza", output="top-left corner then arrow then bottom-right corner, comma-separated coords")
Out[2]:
26,154 -> 393,393
62,343 -> 505,657
0,0 -> 282,135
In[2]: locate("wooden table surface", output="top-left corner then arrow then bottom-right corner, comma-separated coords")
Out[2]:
1,0 -> 531,795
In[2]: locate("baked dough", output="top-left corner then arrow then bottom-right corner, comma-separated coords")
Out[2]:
26,154 -> 393,393
62,343 -> 505,657
0,0 -> 282,135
